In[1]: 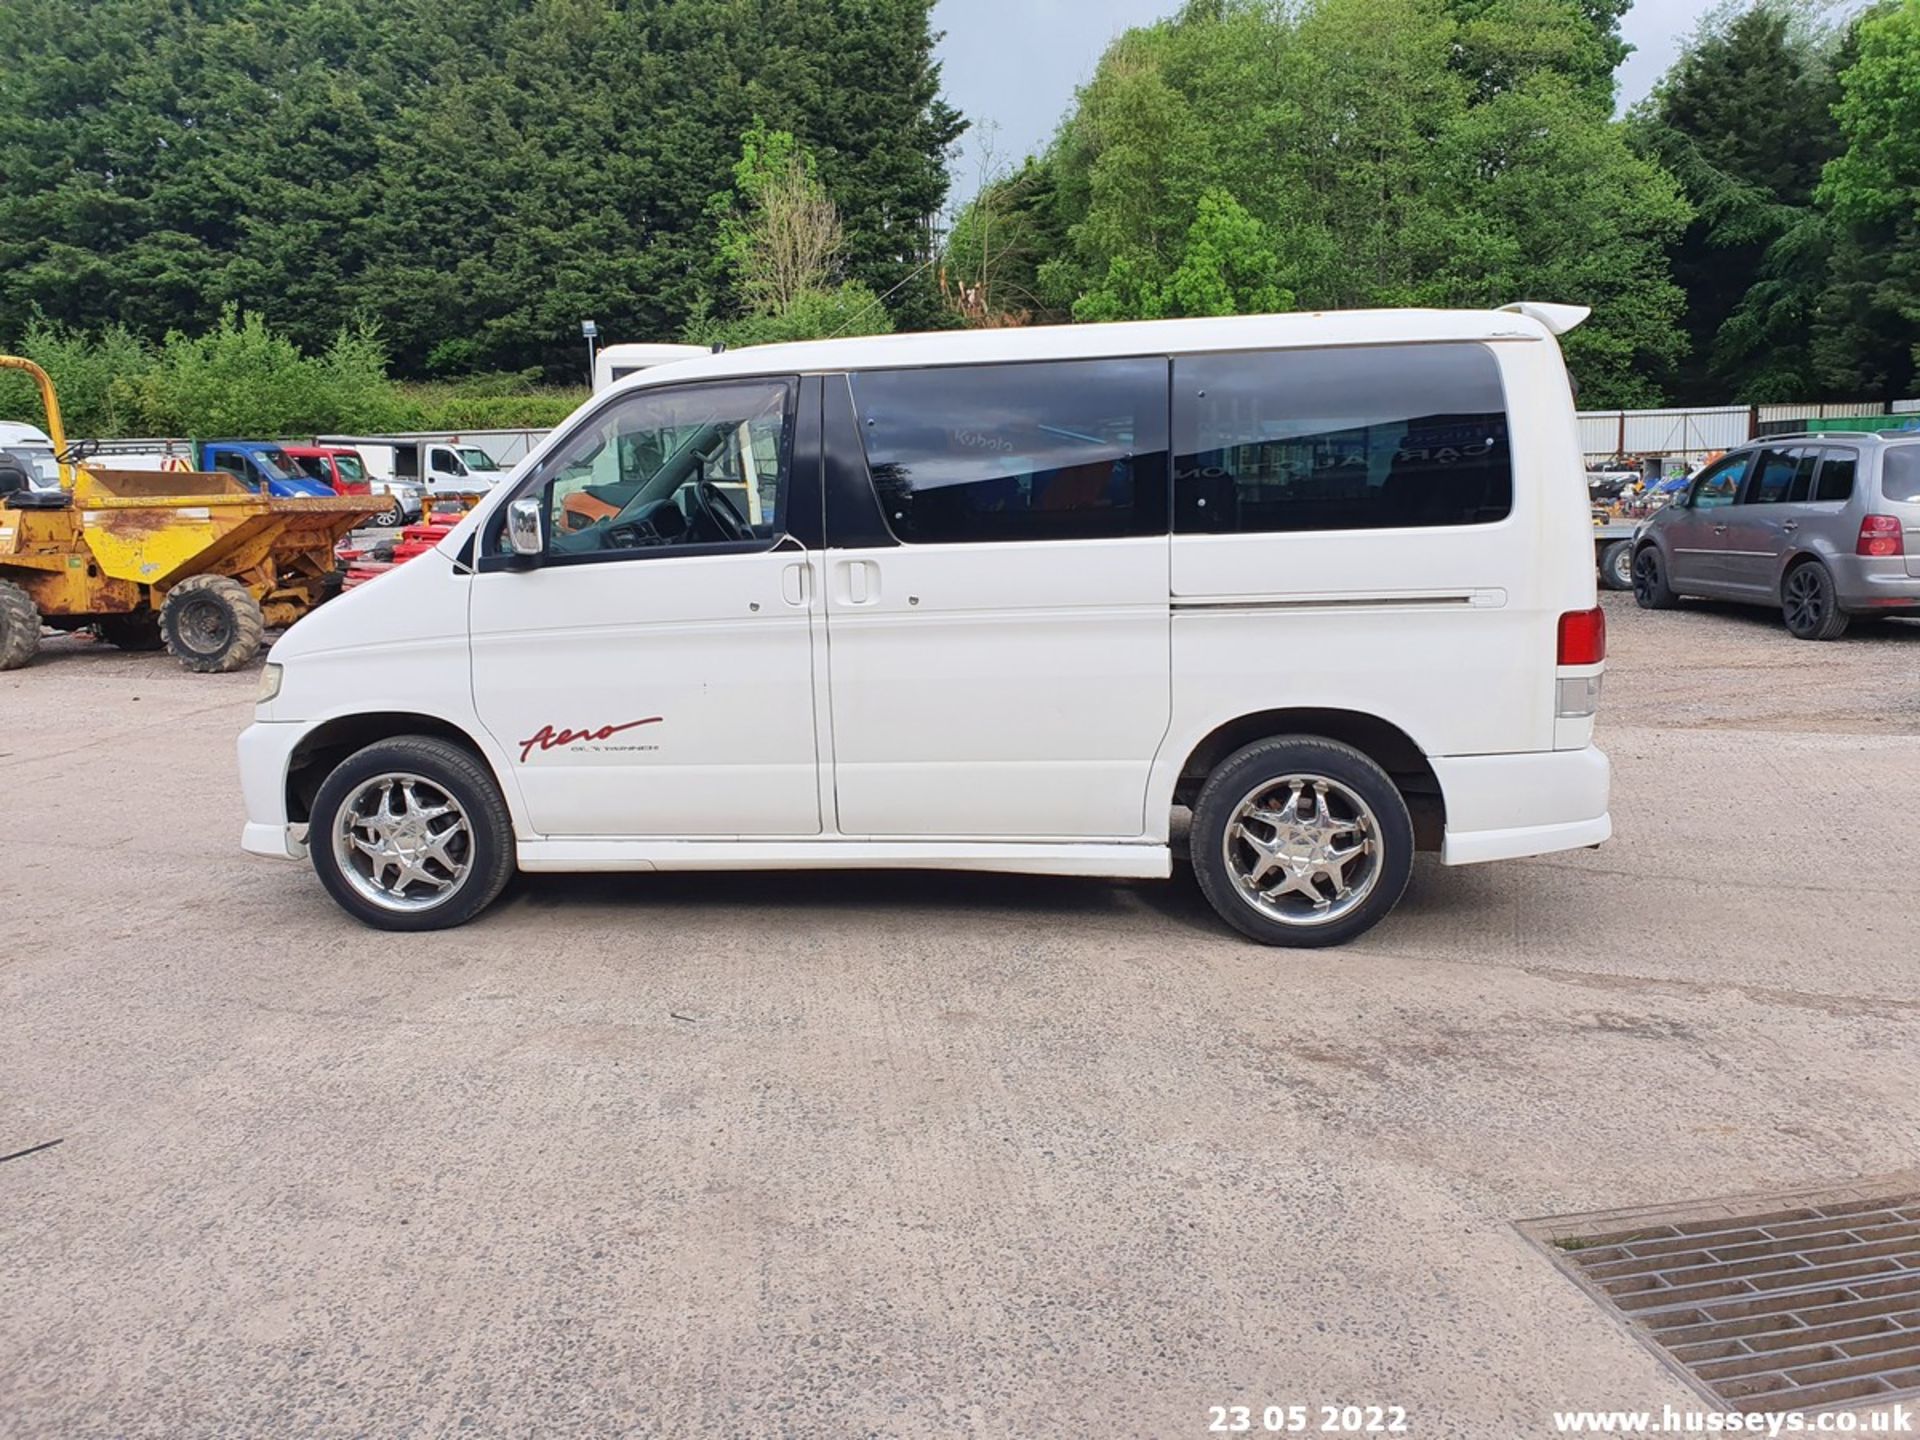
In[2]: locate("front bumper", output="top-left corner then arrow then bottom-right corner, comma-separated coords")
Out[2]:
238,721 -> 308,860
1434,746 -> 1612,866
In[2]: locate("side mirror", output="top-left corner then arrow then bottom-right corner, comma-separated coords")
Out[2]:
507,496 -> 544,559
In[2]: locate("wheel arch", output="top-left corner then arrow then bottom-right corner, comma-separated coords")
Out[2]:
1167,707 -> 1445,851
1776,546 -> 1832,597
286,711 -> 502,825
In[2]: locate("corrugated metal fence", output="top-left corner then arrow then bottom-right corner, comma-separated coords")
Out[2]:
1580,400 -> 1920,461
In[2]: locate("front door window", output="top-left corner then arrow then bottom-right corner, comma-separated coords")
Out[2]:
1690,457 -> 1745,510
523,381 -> 794,560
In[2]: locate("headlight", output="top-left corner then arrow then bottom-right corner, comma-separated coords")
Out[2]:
258,663 -> 283,704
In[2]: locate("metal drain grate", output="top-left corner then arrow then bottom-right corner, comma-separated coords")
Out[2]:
1521,1175 -> 1920,1415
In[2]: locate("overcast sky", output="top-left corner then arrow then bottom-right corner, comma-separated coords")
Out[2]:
931,0 -> 1718,181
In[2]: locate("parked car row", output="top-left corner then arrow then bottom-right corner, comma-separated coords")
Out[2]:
84,436 -> 525,528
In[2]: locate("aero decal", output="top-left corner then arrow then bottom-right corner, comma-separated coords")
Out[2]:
518,718 -> 663,764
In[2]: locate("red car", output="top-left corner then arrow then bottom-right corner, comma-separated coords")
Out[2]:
282,444 -> 415,526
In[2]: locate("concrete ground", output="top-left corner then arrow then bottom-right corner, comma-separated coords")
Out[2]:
2,593 -> 1917,1438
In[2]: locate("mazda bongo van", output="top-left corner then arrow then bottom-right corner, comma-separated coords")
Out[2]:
239,304 -> 1612,946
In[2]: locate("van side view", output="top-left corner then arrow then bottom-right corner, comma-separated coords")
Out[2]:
238,307 -> 1612,946
1631,433 -> 1920,640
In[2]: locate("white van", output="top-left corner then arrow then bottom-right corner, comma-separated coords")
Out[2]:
0,421 -> 61,491
239,306 -> 1611,945
593,342 -> 709,392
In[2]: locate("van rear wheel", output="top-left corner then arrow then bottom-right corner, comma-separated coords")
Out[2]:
309,736 -> 516,931
1191,737 -> 1414,948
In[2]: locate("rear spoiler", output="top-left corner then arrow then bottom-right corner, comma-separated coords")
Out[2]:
1499,301 -> 1591,335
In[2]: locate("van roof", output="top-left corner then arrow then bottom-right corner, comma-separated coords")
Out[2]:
619,306 -> 1569,392
0,421 -> 53,446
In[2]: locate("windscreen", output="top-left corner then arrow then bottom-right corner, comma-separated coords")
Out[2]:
4,445 -> 59,487
255,449 -> 298,483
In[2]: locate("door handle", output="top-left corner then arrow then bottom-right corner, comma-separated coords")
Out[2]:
1713,524 -> 1728,535
1781,521 -> 1800,533
841,559 -> 879,605
780,562 -> 811,608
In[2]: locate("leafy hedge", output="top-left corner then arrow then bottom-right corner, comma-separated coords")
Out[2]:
1,309 -> 587,440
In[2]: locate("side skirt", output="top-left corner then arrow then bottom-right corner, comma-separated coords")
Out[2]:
516,839 -> 1174,879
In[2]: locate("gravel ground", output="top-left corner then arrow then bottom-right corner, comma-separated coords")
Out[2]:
2,593 -> 1916,1438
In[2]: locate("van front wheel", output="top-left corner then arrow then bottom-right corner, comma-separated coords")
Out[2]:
310,736 -> 516,931
1191,737 -> 1415,949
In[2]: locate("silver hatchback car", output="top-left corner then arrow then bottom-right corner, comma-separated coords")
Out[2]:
1632,434 -> 1920,639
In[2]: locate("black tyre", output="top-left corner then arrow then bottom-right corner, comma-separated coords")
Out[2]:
96,611 -> 165,651
0,578 -> 39,670
160,575 -> 265,673
374,496 -> 403,527
1191,736 -> 1415,948
310,736 -> 516,931
1599,540 -> 1635,592
1632,545 -> 1678,610
1782,560 -> 1851,641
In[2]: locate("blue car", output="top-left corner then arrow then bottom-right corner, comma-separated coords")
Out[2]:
198,441 -> 336,499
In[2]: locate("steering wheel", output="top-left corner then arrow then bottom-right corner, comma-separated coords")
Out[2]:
691,481 -> 750,542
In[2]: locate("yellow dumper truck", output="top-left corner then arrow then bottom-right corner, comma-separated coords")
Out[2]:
0,356 -> 383,672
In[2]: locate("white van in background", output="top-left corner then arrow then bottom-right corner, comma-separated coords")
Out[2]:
0,421 -> 61,492
239,305 -> 1610,945
593,342 -> 707,392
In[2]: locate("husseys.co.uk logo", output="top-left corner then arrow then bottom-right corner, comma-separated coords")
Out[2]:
517,718 -> 662,764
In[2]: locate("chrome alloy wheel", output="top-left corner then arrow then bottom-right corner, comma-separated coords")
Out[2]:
1221,774 -> 1380,927
332,773 -> 474,913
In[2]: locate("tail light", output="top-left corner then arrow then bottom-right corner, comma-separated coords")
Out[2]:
1558,606 -> 1607,666
1858,515 -> 1906,557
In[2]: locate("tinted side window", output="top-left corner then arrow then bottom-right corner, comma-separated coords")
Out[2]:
1747,448 -> 1807,505
849,359 -> 1169,544
1884,446 -> 1920,503
1173,344 -> 1511,534
1815,449 -> 1858,503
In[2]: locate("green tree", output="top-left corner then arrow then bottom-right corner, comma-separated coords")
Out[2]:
1635,3 -> 1845,400
1445,0 -> 1633,111
713,122 -> 846,315
687,125 -> 895,348
1815,0 -> 1920,396
943,153 -> 1071,325
1010,0 -> 1686,404
1152,189 -> 1293,319
0,0 -> 963,377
